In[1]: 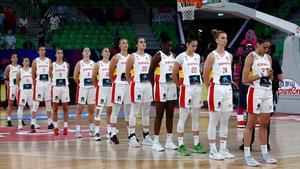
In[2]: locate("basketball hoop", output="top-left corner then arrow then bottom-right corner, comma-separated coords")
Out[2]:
177,0 -> 202,20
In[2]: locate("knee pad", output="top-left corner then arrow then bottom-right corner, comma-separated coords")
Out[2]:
110,104 -> 121,124
124,104 -> 131,122
45,101 -> 52,112
207,111 -> 220,140
31,101 -> 40,112
219,111 -> 231,138
129,103 -> 140,126
191,108 -> 200,131
17,105 -> 24,119
141,102 -> 151,126
176,108 -> 188,133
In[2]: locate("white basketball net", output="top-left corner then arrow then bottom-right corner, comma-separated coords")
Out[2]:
177,0 -> 197,20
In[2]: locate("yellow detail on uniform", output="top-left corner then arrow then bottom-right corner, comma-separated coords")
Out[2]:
179,70 -> 184,78
155,67 -> 160,75
131,69 -> 135,77
113,69 -> 117,76
249,71 -> 254,77
209,71 -> 214,78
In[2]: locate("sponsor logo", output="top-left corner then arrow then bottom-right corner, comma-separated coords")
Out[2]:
279,79 -> 300,95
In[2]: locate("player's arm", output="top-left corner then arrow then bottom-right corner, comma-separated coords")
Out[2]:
203,53 -> 215,88
242,53 -> 260,84
66,63 -> 70,79
92,62 -> 100,88
109,55 -> 119,82
16,71 -> 21,87
73,62 -> 80,85
49,63 -> 53,80
126,55 -> 135,83
149,52 -> 161,86
172,62 -> 180,89
31,60 -> 37,85
4,66 -> 10,86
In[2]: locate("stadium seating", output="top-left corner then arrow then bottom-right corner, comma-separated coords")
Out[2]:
151,22 -> 179,48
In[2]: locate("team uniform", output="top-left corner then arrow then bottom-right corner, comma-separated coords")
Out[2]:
51,62 -> 70,103
7,64 -> 21,101
130,53 -> 153,103
96,61 -> 112,107
176,52 -> 202,108
154,51 -> 177,102
18,68 -> 33,106
208,50 -> 233,112
247,52 -> 273,114
76,60 -> 95,105
34,57 -> 51,101
111,53 -> 131,104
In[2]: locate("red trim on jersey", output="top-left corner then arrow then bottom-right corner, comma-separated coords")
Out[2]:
179,85 -> 186,107
154,75 -> 160,82
247,87 -> 255,113
130,81 -> 135,102
75,86 -> 79,104
155,82 -> 161,101
17,89 -> 21,105
209,83 -> 215,112
111,83 -> 116,103
33,81 -> 36,100
96,86 -> 100,105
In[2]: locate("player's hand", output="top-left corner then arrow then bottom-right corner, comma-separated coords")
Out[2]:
265,68 -> 273,77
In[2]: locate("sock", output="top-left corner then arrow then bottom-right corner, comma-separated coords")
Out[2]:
7,116 -> 11,121
95,126 -> 100,133
244,147 -> 251,157
261,145 -> 268,155
48,118 -> 52,125
53,122 -> 58,128
112,127 -> 117,135
220,140 -> 227,151
193,135 -> 199,146
154,135 -> 159,143
129,128 -> 135,135
178,137 -> 184,146
64,122 -> 68,128
209,143 -> 217,152
143,128 -> 149,133
89,124 -> 94,131
107,125 -> 111,134
18,119 -> 22,124
127,126 -> 130,136
76,125 -> 80,132
31,118 -> 36,125
166,133 -> 172,142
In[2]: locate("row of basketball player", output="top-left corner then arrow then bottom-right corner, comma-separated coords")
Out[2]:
4,31 -> 277,166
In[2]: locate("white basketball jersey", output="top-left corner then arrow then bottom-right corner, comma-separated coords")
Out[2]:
157,51 -> 175,83
251,52 -> 272,88
52,62 -> 69,86
132,52 -> 151,83
211,50 -> 232,85
8,64 -> 21,87
178,52 -> 202,86
97,61 -> 111,87
79,60 -> 94,88
36,57 -> 51,84
114,53 -> 130,84
19,68 -> 32,90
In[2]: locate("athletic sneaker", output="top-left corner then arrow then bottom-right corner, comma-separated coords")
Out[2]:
75,131 -> 82,138
129,134 -> 140,147
89,130 -> 95,137
209,151 -> 225,160
177,145 -> 191,156
94,132 -> 101,141
237,120 -> 246,128
258,153 -> 277,164
21,120 -> 25,126
63,128 -> 68,135
244,156 -> 260,167
35,123 -> 41,129
192,143 -> 207,154
165,141 -> 177,150
220,149 -> 235,159
48,123 -> 54,130
106,132 -> 112,139
30,124 -> 36,133
7,120 -> 12,127
152,142 -> 164,152
142,135 -> 154,146
18,122 -> 23,130
53,128 -> 59,136
110,135 -> 119,144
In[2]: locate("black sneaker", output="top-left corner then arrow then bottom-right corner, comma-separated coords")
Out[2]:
22,120 -> 25,126
110,135 -> 119,144
48,123 -> 54,129
94,132 -> 101,141
30,124 -> 36,133
7,120 -> 12,127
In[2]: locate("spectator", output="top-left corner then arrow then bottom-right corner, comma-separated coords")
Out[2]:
58,5 -> 67,25
5,29 -> 16,49
50,13 -> 60,33
0,32 -> 4,49
4,7 -> 16,34
0,8 -> 5,33
23,37 -> 34,49
38,30 -> 45,46
19,13 -> 28,35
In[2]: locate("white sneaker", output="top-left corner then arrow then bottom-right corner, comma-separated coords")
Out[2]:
75,131 -> 82,138
220,149 -> 235,159
165,141 -> 178,150
35,123 -> 41,129
94,132 -> 101,141
142,135 -> 154,146
89,130 -> 95,137
18,122 -> 23,130
209,151 -> 225,160
129,136 -> 140,147
152,142 -> 165,152
244,156 -> 260,167
258,153 -> 277,164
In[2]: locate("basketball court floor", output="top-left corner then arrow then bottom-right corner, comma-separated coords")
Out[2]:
0,106 -> 300,169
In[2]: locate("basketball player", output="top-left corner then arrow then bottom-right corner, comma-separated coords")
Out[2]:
74,47 -> 95,138
149,34 -> 177,151
172,35 -> 206,156
50,48 -> 70,135
108,39 -> 131,144
92,48 -> 112,141
126,37 -> 153,147
16,57 -> 32,130
4,53 -> 22,127
203,30 -> 234,160
242,38 -> 277,166
30,46 -> 53,133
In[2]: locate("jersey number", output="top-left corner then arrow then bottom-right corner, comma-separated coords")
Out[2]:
191,67 -> 197,73
222,67 -> 228,74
